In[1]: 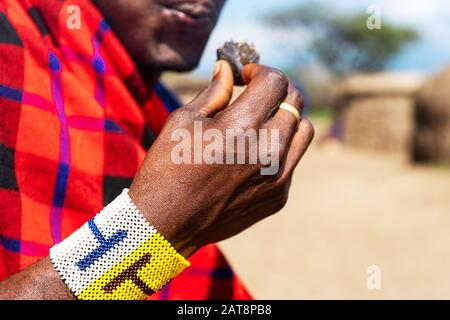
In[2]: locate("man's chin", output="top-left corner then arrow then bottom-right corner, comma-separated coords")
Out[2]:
137,53 -> 201,74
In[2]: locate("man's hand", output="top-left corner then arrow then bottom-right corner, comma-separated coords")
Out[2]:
129,60 -> 314,257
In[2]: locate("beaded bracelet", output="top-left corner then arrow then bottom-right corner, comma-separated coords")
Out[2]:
50,189 -> 190,300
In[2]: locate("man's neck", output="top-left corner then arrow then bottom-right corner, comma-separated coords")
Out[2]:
142,71 -> 162,91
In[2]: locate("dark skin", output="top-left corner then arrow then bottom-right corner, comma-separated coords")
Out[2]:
0,0 -> 314,299
92,0 -> 225,72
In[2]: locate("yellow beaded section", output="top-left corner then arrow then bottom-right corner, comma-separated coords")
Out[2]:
77,233 -> 190,300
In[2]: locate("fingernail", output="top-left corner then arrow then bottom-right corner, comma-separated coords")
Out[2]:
213,61 -> 222,78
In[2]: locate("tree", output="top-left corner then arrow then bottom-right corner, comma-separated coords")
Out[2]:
265,3 -> 419,75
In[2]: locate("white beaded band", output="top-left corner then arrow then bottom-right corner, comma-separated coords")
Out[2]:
50,189 -> 190,300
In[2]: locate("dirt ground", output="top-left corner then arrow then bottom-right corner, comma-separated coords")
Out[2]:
219,119 -> 450,299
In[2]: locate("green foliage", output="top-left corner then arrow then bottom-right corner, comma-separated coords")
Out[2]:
308,105 -> 333,122
265,3 -> 419,75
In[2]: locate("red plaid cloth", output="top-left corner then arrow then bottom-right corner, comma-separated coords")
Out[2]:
0,0 -> 251,299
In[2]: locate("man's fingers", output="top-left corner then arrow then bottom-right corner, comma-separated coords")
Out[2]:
278,118 -> 314,183
221,63 -> 288,127
186,60 -> 234,117
268,82 -> 304,153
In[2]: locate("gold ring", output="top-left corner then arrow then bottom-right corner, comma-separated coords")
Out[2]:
279,102 -> 301,123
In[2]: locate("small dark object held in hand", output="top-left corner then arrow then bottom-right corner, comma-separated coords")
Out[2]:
217,41 -> 260,85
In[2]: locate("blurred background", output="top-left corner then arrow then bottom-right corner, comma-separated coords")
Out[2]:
163,0 -> 450,299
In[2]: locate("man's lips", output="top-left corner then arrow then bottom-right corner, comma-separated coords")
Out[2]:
160,1 -> 215,27
167,2 -> 213,19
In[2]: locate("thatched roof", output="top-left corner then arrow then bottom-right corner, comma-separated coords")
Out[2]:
416,67 -> 450,117
334,72 -> 425,101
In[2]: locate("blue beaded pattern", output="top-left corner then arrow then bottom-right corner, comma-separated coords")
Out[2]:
76,218 -> 127,271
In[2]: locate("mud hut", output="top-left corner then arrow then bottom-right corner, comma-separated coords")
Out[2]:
334,72 -> 424,156
413,68 -> 450,163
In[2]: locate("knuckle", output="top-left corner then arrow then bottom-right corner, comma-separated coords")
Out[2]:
277,141 -> 288,158
298,94 -> 305,112
303,118 -> 315,140
229,114 -> 258,131
294,92 -> 305,114
275,174 -> 288,188
280,193 -> 289,207
167,108 -> 187,122
287,86 -> 304,111
169,108 -> 203,123
274,191 -> 289,212
294,90 -> 304,106
266,69 -> 289,91
298,91 -> 304,104
274,170 -> 292,190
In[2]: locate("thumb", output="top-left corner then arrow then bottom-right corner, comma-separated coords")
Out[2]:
187,59 -> 234,117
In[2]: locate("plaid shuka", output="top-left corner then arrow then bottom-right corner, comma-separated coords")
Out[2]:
0,0 -> 251,299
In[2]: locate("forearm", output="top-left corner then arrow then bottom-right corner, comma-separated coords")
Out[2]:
0,187 -> 193,300
0,188 -> 192,300
0,257 -> 74,300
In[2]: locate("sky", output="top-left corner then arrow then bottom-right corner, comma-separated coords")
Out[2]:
194,0 -> 450,76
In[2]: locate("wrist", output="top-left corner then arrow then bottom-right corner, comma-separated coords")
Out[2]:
128,182 -> 200,258
50,189 -> 190,299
